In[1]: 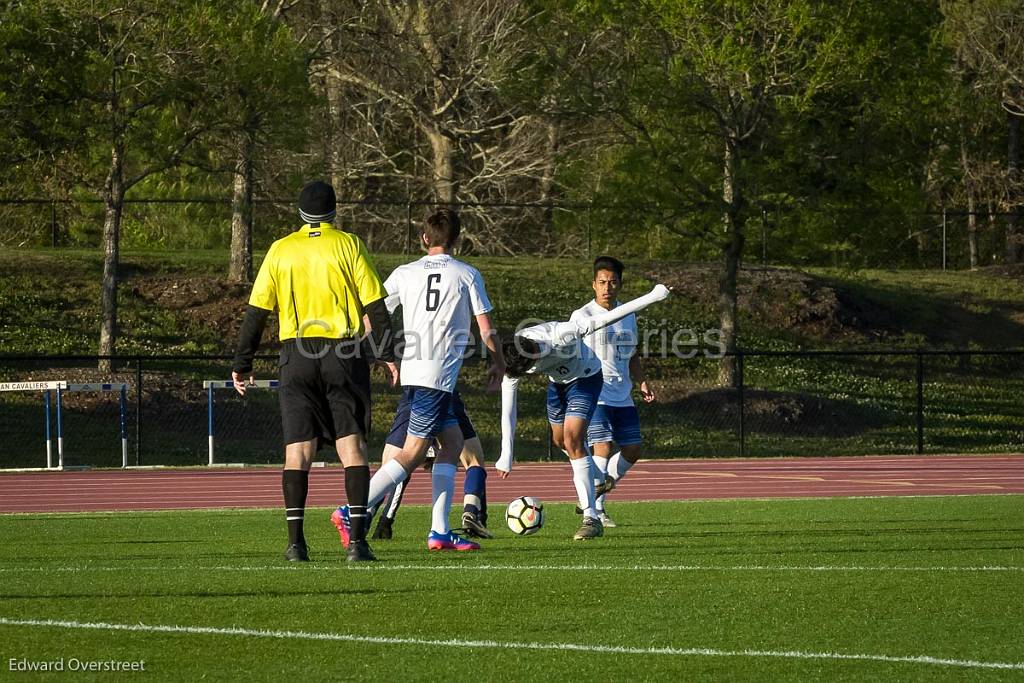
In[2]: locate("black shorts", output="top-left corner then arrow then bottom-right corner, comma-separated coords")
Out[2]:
385,387 -> 476,448
277,338 -> 371,445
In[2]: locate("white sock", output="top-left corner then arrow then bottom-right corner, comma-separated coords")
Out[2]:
570,456 -> 597,518
367,459 -> 408,509
431,463 -> 457,534
592,454 -> 610,510
608,451 -> 633,481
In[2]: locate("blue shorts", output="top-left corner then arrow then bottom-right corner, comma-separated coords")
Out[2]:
546,372 -> 604,425
587,404 -> 642,447
388,387 -> 473,445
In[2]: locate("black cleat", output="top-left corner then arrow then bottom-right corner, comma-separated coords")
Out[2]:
284,543 -> 309,562
346,539 -> 377,562
460,511 -> 494,539
594,475 -> 616,497
371,516 -> 394,540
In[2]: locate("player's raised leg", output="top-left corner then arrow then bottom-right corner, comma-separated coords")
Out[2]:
375,476 -> 408,537
608,442 -> 641,485
589,404 -> 642,527
460,436 -> 493,539
589,422 -> 615,526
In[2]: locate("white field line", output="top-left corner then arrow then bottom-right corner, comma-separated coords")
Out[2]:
0,563 -> 1021,574
0,617 -> 1020,671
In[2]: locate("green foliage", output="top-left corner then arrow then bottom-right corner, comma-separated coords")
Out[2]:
0,0 -> 1017,268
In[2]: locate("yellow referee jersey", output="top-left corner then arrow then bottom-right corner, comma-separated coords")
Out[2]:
248,223 -> 387,340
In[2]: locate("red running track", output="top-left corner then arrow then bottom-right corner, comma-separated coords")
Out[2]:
0,455 -> 1022,513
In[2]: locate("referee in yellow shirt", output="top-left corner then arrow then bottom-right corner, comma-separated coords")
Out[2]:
232,180 -> 397,563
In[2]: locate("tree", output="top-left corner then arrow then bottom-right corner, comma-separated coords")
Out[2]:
930,17 -> 1007,269
0,0 -> 92,247
943,0 -> 1024,263
581,0 -> 860,385
192,3 -> 310,283
313,0 -> 554,253
9,0 -> 218,366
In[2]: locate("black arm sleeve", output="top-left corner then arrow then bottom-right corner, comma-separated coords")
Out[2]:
232,305 -> 271,374
363,298 -> 397,363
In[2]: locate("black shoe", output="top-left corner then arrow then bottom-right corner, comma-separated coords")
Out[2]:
595,475 -> 616,497
346,539 -> 377,562
284,543 -> 309,562
460,511 -> 494,539
371,517 -> 394,540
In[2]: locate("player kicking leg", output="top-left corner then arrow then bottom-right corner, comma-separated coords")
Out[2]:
332,208 -> 504,554
573,256 -> 656,526
587,408 -> 645,526
496,282 -> 670,540
368,389 -> 493,540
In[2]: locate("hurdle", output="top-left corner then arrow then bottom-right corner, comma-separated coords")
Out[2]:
65,383 -> 129,468
0,381 -> 68,469
203,380 -> 279,466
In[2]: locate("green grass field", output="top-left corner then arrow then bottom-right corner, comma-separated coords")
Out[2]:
1,495 -> 1022,680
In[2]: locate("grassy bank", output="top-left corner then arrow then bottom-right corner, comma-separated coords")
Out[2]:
1,249 -> 1023,465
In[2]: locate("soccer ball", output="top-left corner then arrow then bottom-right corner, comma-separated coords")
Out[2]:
506,496 -> 544,536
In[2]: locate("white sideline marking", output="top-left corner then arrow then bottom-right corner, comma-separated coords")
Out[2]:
0,564 -> 1021,574
0,617 -> 1020,671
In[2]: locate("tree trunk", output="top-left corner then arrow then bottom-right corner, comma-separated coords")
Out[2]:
320,0 -> 345,193
98,144 -> 125,372
229,133 -> 255,283
717,140 -> 744,388
958,128 -> 979,270
413,2 -> 457,207
967,194 -> 979,270
326,55 -> 345,193
427,127 -> 456,204
1005,86 -> 1022,264
539,118 -> 560,234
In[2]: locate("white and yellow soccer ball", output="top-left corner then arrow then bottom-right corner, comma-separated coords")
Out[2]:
506,496 -> 544,536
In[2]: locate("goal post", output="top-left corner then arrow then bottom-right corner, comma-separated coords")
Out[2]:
203,379 -> 279,466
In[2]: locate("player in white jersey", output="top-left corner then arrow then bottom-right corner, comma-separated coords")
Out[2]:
569,257 -> 655,527
497,283 -> 670,540
332,209 -> 505,553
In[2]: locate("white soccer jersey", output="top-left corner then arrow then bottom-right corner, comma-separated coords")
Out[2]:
497,284 -> 670,472
571,300 -> 638,407
383,254 -> 492,392
496,320 -> 601,472
517,321 -> 602,384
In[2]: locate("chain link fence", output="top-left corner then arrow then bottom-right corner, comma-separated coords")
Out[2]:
1,351 -> 1022,469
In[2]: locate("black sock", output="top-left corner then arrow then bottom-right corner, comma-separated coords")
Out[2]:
480,479 -> 488,525
345,465 -> 370,543
282,469 -> 308,546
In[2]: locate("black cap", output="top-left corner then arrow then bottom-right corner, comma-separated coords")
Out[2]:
298,180 -> 337,224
